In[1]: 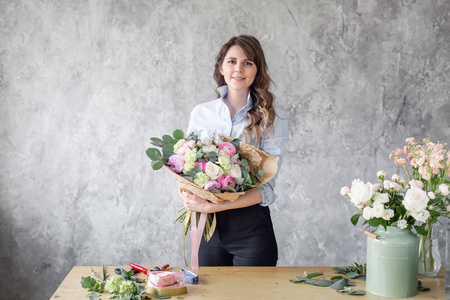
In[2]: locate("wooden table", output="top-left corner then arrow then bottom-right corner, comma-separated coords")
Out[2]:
50,266 -> 446,299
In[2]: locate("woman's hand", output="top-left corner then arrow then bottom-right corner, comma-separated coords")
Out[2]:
178,188 -> 215,213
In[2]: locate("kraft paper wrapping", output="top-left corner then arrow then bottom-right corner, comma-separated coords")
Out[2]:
165,137 -> 279,203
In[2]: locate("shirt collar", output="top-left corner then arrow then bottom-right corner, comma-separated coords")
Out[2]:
217,85 -> 253,111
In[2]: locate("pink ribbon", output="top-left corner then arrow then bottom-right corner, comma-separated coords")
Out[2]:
190,211 -> 207,269
148,271 -> 186,289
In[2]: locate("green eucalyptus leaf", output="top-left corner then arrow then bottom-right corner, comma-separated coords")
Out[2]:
151,161 -> 164,170
305,279 -> 332,287
162,134 -> 174,144
154,295 -> 171,299
146,148 -> 161,161
231,138 -> 240,148
173,129 -> 184,140
162,144 -> 174,157
257,169 -> 264,177
346,271 -> 359,279
150,137 -> 165,147
306,272 -> 323,279
330,278 -> 348,290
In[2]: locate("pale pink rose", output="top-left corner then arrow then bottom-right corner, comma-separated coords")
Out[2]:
409,179 -> 424,189
427,191 -> 436,200
168,154 -> 185,173
394,148 -> 403,155
232,158 -> 241,165
377,170 -> 386,179
220,174 -> 236,189
372,183 -> 381,192
384,180 -> 392,190
218,142 -> 237,157
177,140 -> 195,156
392,174 -> 400,182
403,188 -> 429,213
439,184 -> 449,196
404,145 -> 409,154
389,182 -> 403,192
204,180 -> 221,190
340,186 -> 351,196
356,204 -> 365,209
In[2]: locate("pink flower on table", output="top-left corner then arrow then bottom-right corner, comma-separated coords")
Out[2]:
220,174 -> 236,189
193,161 -> 207,173
168,154 -> 185,173
219,142 -> 237,157
204,180 -> 221,190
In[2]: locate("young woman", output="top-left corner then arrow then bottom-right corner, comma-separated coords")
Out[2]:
178,35 -> 288,266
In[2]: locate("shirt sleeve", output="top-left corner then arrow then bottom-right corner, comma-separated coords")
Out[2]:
258,107 -> 289,206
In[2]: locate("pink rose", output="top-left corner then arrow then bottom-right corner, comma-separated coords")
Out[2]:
177,140 -> 195,156
427,191 -> 436,200
193,161 -> 206,173
439,184 -> 449,196
340,186 -> 351,196
204,180 -> 221,190
220,174 -> 236,189
219,142 -> 237,157
168,154 -> 184,173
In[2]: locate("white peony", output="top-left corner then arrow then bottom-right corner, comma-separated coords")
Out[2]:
373,192 -> 390,204
403,188 -> 429,213
204,161 -> 224,180
372,203 -> 385,218
362,206 -> 373,220
348,179 -> 376,206
397,219 -> 408,229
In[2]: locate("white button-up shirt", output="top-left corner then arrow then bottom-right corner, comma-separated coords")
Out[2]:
187,85 -> 288,206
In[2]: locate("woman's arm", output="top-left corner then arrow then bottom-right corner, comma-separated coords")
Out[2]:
179,187 -> 262,213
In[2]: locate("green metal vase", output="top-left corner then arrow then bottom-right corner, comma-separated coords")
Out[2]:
366,225 -> 419,298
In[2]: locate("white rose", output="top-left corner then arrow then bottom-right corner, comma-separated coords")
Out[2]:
410,210 -> 430,223
202,144 -> 218,153
403,188 -> 429,213
372,203 -> 385,218
377,170 -> 386,178
204,161 -> 224,180
382,209 -> 394,221
230,164 -> 243,181
397,219 -> 408,229
373,192 -> 389,204
409,179 -> 424,189
348,179 -> 376,206
362,207 -> 373,220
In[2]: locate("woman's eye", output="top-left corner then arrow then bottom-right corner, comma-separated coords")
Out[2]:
227,60 -> 236,64
244,62 -> 253,66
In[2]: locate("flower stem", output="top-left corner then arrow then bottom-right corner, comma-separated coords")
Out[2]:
427,222 -> 434,272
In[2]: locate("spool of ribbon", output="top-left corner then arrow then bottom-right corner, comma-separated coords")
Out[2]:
190,211 -> 207,269
146,271 -> 187,296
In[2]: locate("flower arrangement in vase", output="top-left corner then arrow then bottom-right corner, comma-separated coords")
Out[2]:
390,137 -> 450,276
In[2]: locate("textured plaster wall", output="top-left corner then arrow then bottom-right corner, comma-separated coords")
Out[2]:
1,0 -> 450,299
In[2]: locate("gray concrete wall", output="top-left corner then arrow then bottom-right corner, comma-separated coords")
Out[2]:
1,0 -> 449,299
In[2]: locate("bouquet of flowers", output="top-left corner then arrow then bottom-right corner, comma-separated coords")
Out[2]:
146,129 -> 278,267
340,171 -> 430,231
390,137 -> 450,275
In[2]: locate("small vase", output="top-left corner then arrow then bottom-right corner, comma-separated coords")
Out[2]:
418,224 -> 441,277
366,225 -> 419,298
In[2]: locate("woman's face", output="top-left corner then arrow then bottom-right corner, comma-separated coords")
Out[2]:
219,45 -> 257,94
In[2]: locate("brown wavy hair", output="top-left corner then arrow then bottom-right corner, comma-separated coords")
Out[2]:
214,35 -> 276,146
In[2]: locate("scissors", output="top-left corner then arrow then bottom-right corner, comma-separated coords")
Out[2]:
128,263 -> 170,275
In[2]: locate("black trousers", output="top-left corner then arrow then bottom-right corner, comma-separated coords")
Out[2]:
198,204 -> 278,266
